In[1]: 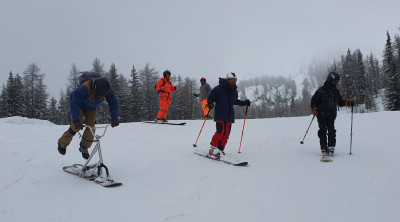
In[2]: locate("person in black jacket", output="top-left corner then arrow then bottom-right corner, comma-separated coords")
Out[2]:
311,72 -> 355,157
206,72 -> 250,158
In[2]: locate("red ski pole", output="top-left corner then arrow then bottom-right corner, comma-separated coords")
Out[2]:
193,109 -> 211,147
238,105 -> 249,153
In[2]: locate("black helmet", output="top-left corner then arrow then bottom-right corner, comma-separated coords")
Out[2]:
94,78 -> 110,96
163,70 -> 171,78
327,72 -> 340,83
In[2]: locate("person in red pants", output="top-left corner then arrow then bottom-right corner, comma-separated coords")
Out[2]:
155,70 -> 176,122
206,72 -> 250,158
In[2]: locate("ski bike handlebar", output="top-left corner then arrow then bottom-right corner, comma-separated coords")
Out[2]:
81,124 -> 110,141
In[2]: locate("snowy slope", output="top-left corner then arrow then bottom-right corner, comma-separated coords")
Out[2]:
1,112 -> 400,222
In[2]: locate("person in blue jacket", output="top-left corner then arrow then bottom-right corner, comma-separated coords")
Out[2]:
58,77 -> 119,159
206,72 -> 250,158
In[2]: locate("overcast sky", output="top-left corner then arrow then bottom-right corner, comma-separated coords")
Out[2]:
1,0 -> 399,97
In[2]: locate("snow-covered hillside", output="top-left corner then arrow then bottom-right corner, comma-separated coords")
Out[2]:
1,112 -> 400,222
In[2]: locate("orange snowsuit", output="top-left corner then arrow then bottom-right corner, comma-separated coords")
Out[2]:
155,78 -> 176,120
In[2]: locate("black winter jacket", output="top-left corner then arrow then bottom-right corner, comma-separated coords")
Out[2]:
311,81 -> 345,118
207,78 -> 247,123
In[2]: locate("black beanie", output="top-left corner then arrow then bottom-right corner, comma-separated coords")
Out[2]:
94,78 -> 111,96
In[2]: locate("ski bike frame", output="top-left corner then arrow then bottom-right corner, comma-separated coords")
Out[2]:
77,124 -> 111,179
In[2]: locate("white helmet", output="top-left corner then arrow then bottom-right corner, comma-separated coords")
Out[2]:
226,72 -> 237,79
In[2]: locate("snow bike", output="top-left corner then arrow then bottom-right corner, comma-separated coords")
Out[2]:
63,124 -> 122,187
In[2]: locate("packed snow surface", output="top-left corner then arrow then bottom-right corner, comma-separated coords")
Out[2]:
1,112 -> 400,222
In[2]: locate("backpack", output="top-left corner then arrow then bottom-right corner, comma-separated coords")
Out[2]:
79,72 -> 102,93
155,78 -> 167,90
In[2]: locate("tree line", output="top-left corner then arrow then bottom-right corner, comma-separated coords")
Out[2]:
1,29 -> 400,123
0,58 -> 205,124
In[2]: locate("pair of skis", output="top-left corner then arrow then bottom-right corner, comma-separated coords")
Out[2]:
143,121 -> 186,126
193,147 -> 248,166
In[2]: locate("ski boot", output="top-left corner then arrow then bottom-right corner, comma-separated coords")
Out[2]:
328,146 -> 335,156
58,143 -> 66,155
79,146 -> 90,159
321,146 -> 329,158
209,146 -> 223,159
155,119 -> 168,123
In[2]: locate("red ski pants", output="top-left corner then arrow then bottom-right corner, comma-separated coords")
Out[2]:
210,121 -> 232,151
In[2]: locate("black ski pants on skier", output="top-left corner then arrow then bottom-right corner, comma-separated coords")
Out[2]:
317,115 -> 336,150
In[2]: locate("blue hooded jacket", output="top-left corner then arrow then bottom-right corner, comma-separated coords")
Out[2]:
70,80 -> 119,121
207,78 -> 246,123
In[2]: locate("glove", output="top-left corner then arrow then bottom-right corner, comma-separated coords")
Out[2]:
111,118 -> 119,128
345,100 -> 356,106
244,99 -> 251,106
193,93 -> 199,97
73,119 -> 83,130
174,86 -> 177,90
312,107 -> 318,116
206,103 -> 214,109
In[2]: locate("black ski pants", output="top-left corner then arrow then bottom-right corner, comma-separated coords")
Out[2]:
317,115 -> 336,149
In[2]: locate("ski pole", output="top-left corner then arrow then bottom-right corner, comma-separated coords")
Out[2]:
349,105 -> 354,155
300,116 -> 315,144
143,92 -> 159,115
193,109 -> 211,147
168,92 -> 176,119
238,105 -> 249,153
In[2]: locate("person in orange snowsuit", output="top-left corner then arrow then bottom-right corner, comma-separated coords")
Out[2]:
155,70 -> 176,122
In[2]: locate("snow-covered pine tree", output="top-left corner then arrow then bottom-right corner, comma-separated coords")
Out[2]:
299,77 -> 312,116
139,64 -> 159,121
0,84 -> 9,117
48,97 -> 60,123
34,77 -> 49,120
383,31 -> 400,111
364,88 -> 377,112
91,57 -> 106,74
128,64 -> 142,122
90,58 -> 109,123
353,49 -> 367,104
365,53 -> 381,97
107,63 -> 119,91
68,63 -> 80,90
57,89 -> 71,125
12,74 -> 25,116
22,63 -> 48,119
339,49 -> 356,100
394,34 -> 400,92
116,73 -> 131,123
172,76 -> 197,120
5,72 -> 14,116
